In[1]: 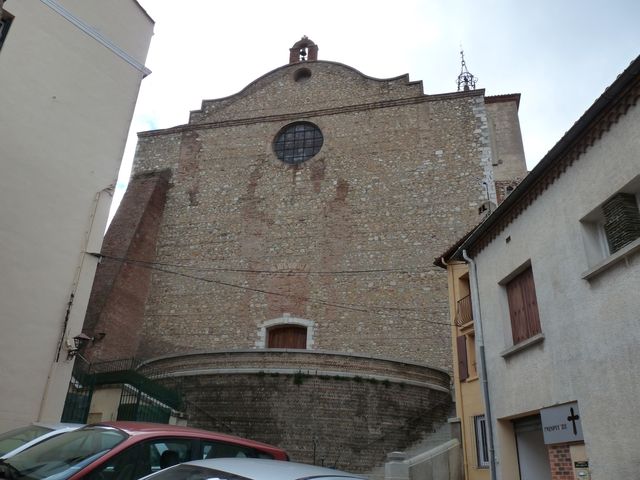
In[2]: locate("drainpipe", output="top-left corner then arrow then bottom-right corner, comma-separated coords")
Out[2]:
462,249 -> 497,480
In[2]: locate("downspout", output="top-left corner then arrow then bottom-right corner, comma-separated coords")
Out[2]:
462,249 -> 497,480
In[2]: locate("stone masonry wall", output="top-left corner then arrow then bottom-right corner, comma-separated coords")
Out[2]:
124,61 -> 494,372
485,97 -> 528,181
189,62 -> 425,125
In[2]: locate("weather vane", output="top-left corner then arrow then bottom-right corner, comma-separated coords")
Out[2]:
457,49 -> 477,91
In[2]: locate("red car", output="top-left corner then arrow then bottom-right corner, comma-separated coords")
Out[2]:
0,421 -> 288,480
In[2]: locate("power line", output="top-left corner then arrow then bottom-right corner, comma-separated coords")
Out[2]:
88,252 -> 455,327
93,253 -> 430,276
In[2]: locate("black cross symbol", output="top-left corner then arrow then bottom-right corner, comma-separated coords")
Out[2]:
567,407 -> 580,435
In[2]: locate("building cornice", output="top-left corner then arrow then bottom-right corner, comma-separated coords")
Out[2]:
39,0 -> 152,76
138,89 -> 486,138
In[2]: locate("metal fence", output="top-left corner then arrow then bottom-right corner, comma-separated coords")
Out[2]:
61,357 -> 181,424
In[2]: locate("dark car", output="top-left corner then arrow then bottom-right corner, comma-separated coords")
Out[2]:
0,421 -> 288,480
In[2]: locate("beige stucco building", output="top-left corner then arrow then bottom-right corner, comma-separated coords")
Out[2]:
0,0 -> 153,431
436,259 -> 490,480
454,55 -> 640,479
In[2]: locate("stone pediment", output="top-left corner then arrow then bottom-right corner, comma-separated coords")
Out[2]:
188,60 -> 425,125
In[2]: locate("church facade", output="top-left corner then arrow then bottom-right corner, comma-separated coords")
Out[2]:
80,38 -> 527,471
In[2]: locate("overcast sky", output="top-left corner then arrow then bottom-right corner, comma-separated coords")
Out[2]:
112,0 -> 639,217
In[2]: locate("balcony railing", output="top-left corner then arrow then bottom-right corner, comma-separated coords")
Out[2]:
455,294 -> 474,326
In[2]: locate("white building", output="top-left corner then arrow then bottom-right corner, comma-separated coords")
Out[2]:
454,55 -> 640,479
0,0 -> 153,431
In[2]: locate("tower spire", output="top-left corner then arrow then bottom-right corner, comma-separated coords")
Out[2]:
457,49 -> 477,91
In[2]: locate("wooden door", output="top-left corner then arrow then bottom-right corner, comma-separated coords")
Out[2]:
267,325 -> 307,349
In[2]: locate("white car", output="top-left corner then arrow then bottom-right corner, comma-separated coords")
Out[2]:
140,458 -> 366,480
0,422 -> 82,459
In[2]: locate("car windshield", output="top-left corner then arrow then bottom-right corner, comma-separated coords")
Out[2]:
144,464 -> 250,480
0,426 -> 127,479
0,426 -> 52,457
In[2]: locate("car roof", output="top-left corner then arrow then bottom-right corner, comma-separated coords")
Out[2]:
168,458 -> 366,480
89,422 -> 286,452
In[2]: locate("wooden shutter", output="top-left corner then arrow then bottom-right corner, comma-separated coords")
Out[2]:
267,325 -> 307,349
507,267 -> 541,344
457,335 -> 469,381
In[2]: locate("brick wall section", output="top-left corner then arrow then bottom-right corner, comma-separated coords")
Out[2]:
547,443 -> 574,480
494,179 -> 523,204
602,192 -> 640,253
157,371 -> 451,473
82,170 -> 171,362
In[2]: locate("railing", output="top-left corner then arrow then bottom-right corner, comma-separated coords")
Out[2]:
62,357 -> 182,423
89,357 -> 142,374
455,295 -> 473,327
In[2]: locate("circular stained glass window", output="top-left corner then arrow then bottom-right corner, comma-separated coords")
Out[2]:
273,122 -> 323,164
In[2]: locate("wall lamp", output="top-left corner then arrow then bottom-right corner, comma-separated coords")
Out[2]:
66,332 -> 104,360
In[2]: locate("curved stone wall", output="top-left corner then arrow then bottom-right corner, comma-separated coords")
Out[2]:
138,350 -> 451,472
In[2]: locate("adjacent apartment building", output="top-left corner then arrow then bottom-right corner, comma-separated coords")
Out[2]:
452,55 -> 640,479
0,0 -> 153,431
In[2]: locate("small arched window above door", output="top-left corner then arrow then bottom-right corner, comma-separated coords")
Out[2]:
267,325 -> 307,349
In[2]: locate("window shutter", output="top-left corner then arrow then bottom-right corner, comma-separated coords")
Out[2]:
507,267 -> 541,344
520,268 -> 541,339
457,335 -> 469,381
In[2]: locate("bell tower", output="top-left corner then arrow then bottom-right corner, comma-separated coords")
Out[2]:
457,49 -> 477,91
289,36 -> 318,64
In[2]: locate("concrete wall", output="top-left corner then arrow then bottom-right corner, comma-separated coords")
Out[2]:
472,99 -> 640,478
0,1 -> 153,430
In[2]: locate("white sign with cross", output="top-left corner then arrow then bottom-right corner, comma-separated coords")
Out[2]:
540,401 -> 584,445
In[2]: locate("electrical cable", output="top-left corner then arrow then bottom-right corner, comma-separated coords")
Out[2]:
87,252 -> 455,327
